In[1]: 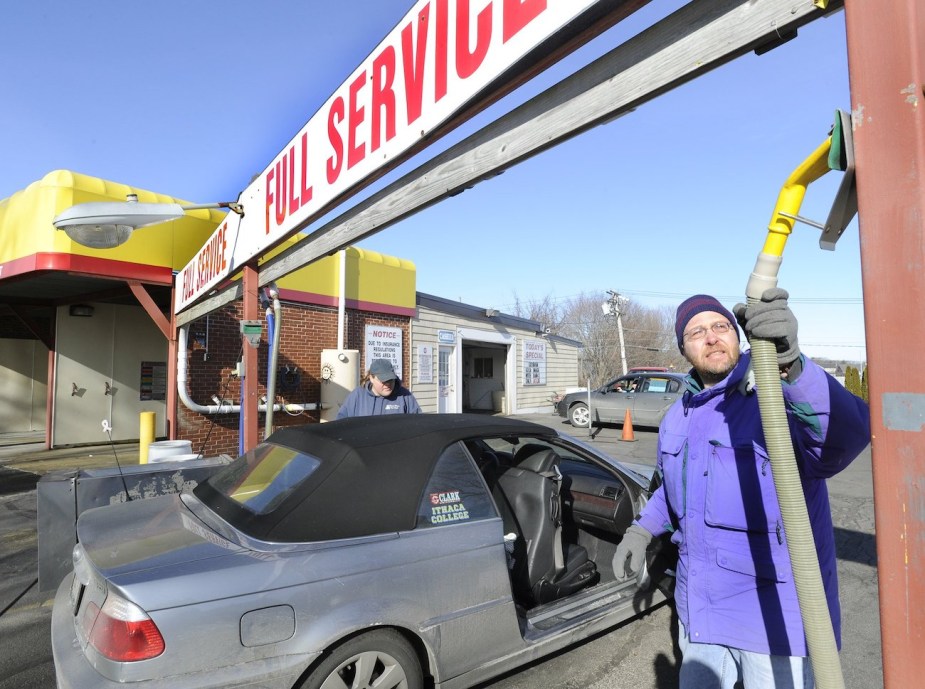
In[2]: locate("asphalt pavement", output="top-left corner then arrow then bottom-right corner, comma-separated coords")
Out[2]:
0,415 -> 882,688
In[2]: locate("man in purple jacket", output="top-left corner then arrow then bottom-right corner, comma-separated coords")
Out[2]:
613,289 -> 870,688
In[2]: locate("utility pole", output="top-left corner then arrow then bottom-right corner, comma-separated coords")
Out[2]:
602,290 -> 628,376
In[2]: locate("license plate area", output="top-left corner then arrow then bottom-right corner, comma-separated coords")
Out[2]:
68,573 -> 84,616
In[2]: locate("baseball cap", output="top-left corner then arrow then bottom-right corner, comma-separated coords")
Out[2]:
369,359 -> 398,382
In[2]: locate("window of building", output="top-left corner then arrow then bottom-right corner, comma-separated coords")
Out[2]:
473,356 -> 494,379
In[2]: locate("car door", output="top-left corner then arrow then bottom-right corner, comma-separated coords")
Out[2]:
632,375 -> 682,426
593,376 -> 639,423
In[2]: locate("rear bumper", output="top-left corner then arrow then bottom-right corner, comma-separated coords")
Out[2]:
51,572 -> 315,689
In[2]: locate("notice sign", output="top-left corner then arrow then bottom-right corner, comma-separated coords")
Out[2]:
523,339 -> 546,386
418,345 -> 434,384
140,361 -> 167,401
175,0 -> 600,313
366,325 -> 403,378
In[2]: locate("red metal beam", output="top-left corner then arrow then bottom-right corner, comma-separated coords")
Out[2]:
9,305 -> 53,350
166,289 -> 178,440
242,265 -> 260,451
844,1 -> 925,686
127,281 -> 171,340
45,318 -> 56,450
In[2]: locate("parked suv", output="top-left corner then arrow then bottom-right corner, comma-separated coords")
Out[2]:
556,371 -> 687,428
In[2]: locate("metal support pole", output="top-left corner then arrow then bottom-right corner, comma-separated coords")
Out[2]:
166,288 -> 178,439
616,309 -> 628,376
844,2 -> 925,686
242,264 -> 260,452
606,290 -> 629,375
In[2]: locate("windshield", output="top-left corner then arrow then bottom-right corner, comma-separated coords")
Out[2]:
200,443 -> 321,516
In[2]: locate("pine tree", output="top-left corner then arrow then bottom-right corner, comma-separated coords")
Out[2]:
844,366 -> 860,397
861,365 -> 869,402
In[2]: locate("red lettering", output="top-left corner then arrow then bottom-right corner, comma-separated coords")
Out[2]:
347,72 -> 367,170
456,0 -> 492,80
300,132 -> 313,206
219,223 -> 228,273
503,0 -> 545,43
327,97 -> 345,184
371,47 -> 396,153
435,0 -> 449,102
274,156 -> 287,226
287,145 -> 300,215
201,241 -> 210,284
265,167 -> 275,234
401,3 -> 430,125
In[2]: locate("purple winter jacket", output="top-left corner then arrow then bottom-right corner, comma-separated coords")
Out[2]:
636,352 -> 870,656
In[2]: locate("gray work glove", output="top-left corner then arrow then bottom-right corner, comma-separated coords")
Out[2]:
613,524 -> 652,581
733,288 -> 800,366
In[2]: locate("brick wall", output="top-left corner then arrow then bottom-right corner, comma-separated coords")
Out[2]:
178,301 -> 411,457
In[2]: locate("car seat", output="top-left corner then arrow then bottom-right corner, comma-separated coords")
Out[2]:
492,449 -> 598,605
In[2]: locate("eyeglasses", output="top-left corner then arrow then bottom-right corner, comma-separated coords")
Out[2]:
683,321 -> 735,342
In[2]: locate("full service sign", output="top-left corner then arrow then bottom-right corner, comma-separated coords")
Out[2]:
176,0 -> 599,312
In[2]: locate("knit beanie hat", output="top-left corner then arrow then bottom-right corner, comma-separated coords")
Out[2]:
675,294 -> 739,351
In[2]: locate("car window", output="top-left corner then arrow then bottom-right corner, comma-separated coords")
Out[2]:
203,443 -> 321,515
643,377 -> 671,393
611,376 -> 640,393
416,442 -> 496,527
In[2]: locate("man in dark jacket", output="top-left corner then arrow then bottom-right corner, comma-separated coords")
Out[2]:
613,289 -> 870,688
336,358 -> 421,418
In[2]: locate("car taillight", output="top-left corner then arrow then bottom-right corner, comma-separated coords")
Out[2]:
88,593 -> 165,662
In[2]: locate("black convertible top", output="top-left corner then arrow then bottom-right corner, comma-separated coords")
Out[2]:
199,414 -> 556,542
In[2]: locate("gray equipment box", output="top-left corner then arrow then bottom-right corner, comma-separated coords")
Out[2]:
36,456 -> 230,592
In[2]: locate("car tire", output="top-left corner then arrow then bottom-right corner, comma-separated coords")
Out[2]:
299,629 -> 423,689
569,403 -> 590,428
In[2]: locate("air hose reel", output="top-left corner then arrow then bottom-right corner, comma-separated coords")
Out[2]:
745,109 -> 858,689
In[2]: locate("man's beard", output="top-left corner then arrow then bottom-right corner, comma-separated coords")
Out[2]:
695,347 -> 739,387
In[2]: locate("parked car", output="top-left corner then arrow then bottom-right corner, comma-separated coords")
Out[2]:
51,414 -> 674,689
556,371 -> 687,428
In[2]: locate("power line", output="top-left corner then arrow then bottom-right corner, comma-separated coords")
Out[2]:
496,289 -> 863,311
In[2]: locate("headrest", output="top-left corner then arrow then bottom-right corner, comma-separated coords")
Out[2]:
513,442 -> 549,465
477,450 -> 500,471
519,448 -> 559,474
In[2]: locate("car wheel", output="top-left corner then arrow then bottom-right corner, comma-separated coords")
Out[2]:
300,629 -> 423,689
569,403 -> 590,428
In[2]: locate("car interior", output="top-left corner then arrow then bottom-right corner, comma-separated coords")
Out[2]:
464,437 -> 643,611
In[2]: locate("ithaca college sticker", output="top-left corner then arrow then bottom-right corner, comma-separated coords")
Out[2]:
429,491 -> 470,524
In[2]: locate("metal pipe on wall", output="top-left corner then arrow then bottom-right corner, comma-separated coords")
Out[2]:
176,325 -> 317,416
338,249 -> 347,351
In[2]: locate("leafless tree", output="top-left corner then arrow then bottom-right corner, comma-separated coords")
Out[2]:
512,291 -> 689,387
510,293 -> 563,334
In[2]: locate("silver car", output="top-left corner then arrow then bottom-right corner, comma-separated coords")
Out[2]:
557,371 -> 687,428
51,414 -> 674,689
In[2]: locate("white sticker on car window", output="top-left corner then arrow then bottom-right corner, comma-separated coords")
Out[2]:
429,491 -> 470,523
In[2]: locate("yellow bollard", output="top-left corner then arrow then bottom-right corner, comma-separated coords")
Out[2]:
139,411 -> 156,464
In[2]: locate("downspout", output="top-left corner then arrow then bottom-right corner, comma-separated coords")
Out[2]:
264,284 -> 282,435
338,249 -> 347,350
177,325 -> 317,416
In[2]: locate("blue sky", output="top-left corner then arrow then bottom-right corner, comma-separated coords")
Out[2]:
2,1 -> 865,361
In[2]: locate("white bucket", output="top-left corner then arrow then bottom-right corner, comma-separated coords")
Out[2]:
147,440 -> 193,463
148,452 -> 201,464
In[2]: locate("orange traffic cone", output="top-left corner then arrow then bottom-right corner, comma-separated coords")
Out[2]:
620,409 -> 637,442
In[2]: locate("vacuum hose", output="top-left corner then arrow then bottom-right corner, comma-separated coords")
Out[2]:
746,134 -> 844,689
